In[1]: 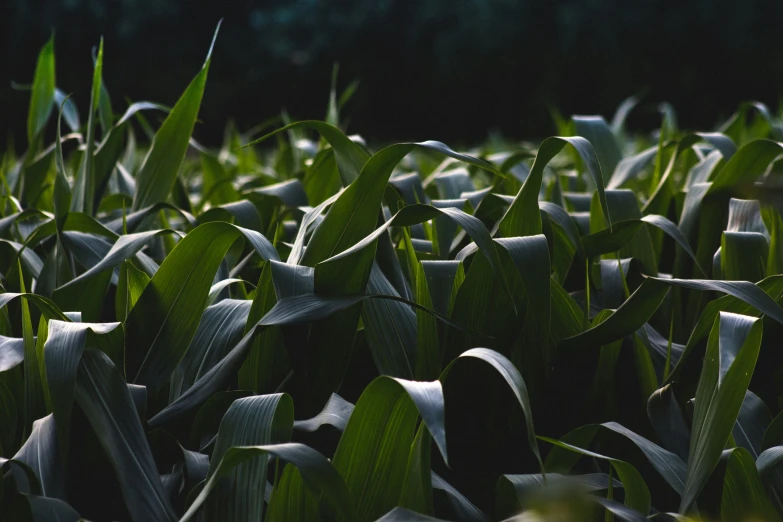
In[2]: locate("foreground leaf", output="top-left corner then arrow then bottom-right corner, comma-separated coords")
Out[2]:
680,312 -> 763,513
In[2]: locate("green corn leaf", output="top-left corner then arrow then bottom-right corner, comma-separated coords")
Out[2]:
12,414 -> 64,500
722,231 -> 768,282
442,348 -> 543,475
43,320 -> 122,464
148,291 -> 468,426
75,349 -> 176,522
204,394 -> 294,522
0,293 -> 68,322
115,260 -> 150,321
302,143 -> 503,268
125,221 -> 278,389
647,384 -> 690,462
721,447 -> 781,522
432,472 -> 489,522
331,376 -> 446,521
559,278 -> 670,350
498,136 -> 612,238
70,39 -> 103,215
362,261 -> 417,377
496,473 -> 620,519
607,146 -> 658,189
563,276 -> 783,351
132,22 -> 221,210
244,120 -> 369,186
169,299 -> 251,401
53,97 -> 71,234
293,393 -> 354,433
265,464 -> 321,522
19,265 -> 43,435
190,390 -> 251,450
733,391 -> 772,460
318,203 -> 514,312
181,443 -> 358,522
680,312 -> 763,513
573,115 -> 623,177
495,235 -> 551,365
0,338 -> 24,371
53,88 -> 79,133
26,37 -> 55,146
601,421 -> 686,496
399,425 -> 434,515
539,436 -> 651,514
669,275 -> 783,382
107,202 -> 197,234
55,229 -> 181,292
237,263 -> 288,394
0,456 -> 43,496
415,259 -> 462,380
8,494 -> 81,522
709,140 -> 783,193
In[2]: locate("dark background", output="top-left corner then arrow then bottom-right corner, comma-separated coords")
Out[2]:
2,0 -> 783,147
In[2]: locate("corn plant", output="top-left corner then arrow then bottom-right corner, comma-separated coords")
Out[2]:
4,24 -> 783,522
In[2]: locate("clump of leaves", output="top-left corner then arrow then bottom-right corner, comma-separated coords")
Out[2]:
4,24 -> 783,522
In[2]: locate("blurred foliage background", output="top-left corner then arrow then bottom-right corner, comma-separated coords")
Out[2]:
2,0 -> 783,145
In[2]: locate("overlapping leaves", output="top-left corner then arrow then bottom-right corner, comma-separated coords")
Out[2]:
6,26 -> 783,522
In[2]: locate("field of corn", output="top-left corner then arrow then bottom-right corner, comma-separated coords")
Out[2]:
6,24 -> 783,522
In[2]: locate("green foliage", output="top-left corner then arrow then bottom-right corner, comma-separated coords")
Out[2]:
7,28 -> 783,522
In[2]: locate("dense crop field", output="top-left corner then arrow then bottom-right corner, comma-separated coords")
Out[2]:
5,25 -> 783,522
